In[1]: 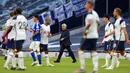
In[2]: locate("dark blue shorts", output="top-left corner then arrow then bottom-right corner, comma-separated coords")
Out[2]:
104,41 -> 114,51
114,41 -> 125,51
15,40 -> 25,49
40,44 -> 48,52
7,39 -> 15,49
2,44 -> 7,49
80,38 -> 97,51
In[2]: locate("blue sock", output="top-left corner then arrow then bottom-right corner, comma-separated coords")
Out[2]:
31,51 -> 36,62
37,54 -> 42,65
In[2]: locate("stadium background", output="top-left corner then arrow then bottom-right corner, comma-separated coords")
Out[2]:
0,0 -> 130,56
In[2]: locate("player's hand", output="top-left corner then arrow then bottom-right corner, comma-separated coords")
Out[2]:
100,42 -> 104,46
83,31 -> 87,36
126,39 -> 130,45
48,33 -> 52,37
30,36 -> 33,40
2,36 -> 5,43
60,38 -> 64,41
30,30 -> 34,33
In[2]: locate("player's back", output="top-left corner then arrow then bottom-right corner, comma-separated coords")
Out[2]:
14,15 -> 28,41
85,10 -> 99,39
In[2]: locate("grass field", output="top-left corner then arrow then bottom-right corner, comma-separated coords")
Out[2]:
0,57 -> 130,73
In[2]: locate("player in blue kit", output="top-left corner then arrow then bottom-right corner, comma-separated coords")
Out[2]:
28,15 -> 42,66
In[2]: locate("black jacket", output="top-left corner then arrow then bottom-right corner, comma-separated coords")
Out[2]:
60,29 -> 71,46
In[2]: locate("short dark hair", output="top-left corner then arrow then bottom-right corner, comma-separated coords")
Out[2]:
115,8 -> 122,15
33,15 -> 39,20
9,12 -> 14,17
14,8 -> 22,15
45,18 -> 50,21
104,15 -> 110,20
87,1 -> 94,6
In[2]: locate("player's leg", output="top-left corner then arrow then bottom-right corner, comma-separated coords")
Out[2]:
28,41 -> 37,66
41,44 -> 54,66
5,48 -> 9,60
105,41 -> 119,70
11,50 -> 18,70
35,42 -> 42,66
4,39 -> 15,70
119,41 -> 130,60
74,39 -> 89,73
102,42 -> 111,68
4,50 -> 14,70
2,44 -> 8,60
66,46 -> 76,63
122,51 -> 130,60
91,39 -> 99,73
16,40 -> 26,70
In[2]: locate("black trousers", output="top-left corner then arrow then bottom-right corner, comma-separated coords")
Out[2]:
56,45 -> 76,62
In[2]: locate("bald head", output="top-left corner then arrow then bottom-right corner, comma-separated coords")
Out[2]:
45,18 -> 51,25
62,23 -> 67,31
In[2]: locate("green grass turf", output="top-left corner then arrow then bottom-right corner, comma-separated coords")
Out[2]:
0,57 -> 130,73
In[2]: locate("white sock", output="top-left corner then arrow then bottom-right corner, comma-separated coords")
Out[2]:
124,53 -> 130,60
116,58 -> 120,63
12,56 -> 16,68
78,50 -> 85,70
18,51 -> 25,69
4,52 -> 13,67
105,53 -> 111,66
110,53 -> 117,68
92,52 -> 99,71
3,49 -> 7,56
45,54 -> 50,65
7,50 -> 9,56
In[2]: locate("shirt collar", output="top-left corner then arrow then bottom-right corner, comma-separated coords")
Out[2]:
106,22 -> 110,25
35,22 -> 39,25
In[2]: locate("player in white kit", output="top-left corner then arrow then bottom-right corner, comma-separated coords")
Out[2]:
101,15 -> 120,68
105,8 -> 130,70
75,1 -> 100,73
3,8 -> 31,70
3,12 -> 16,70
40,18 -> 54,66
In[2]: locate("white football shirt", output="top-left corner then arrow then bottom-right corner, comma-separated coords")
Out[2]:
102,22 -> 114,43
5,18 -> 15,40
11,15 -> 28,40
40,24 -> 50,44
114,17 -> 126,41
85,10 -> 99,39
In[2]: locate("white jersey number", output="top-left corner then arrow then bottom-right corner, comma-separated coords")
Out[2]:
18,21 -> 27,29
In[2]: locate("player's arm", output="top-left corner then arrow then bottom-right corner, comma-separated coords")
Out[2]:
2,26 -> 13,43
30,30 -> 39,40
25,27 -> 34,33
121,22 -> 130,44
123,27 -> 129,44
104,25 -> 115,38
83,19 -> 92,36
96,14 -> 100,32
2,26 -> 13,38
97,22 -> 100,32
47,27 -> 52,37
30,24 -> 40,40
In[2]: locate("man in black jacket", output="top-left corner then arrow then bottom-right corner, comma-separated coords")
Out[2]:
54,23 -> 76,63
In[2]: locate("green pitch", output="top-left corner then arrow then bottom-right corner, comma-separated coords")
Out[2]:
0,57 -> 130,73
